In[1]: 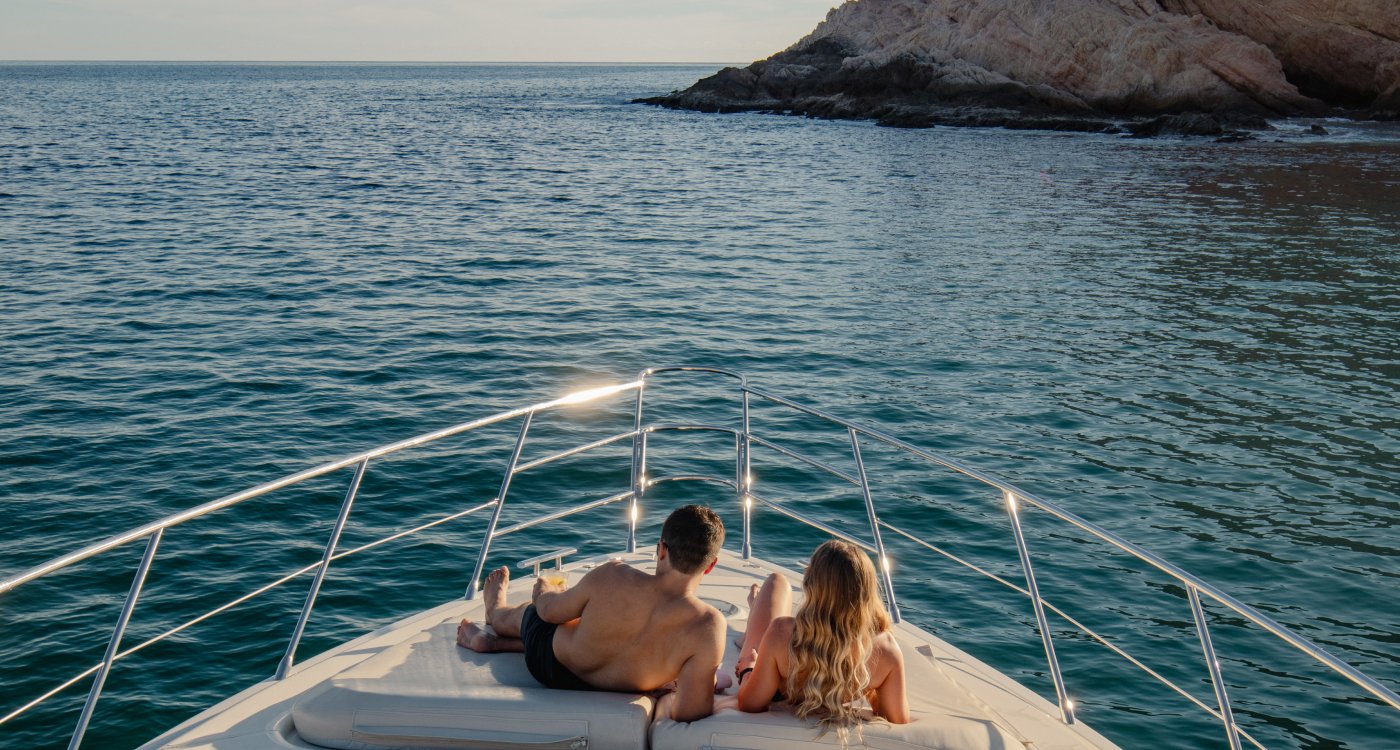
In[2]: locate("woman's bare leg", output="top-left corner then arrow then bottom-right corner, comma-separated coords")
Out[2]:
736,573 -> 791,675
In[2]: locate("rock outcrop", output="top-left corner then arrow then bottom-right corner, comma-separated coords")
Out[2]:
1159,0 -> 1400,110
638,0 -> 1400,132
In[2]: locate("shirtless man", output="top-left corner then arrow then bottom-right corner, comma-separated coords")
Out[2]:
457,504 -> 727,722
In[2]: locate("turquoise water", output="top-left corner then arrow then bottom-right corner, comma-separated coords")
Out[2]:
1,63 -> 1397,749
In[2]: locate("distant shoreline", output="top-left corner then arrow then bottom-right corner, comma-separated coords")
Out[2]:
0,60 -> 745,66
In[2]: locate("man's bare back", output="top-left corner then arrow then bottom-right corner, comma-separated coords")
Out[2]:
549,561 -> 723,691
456,505 -> 729,722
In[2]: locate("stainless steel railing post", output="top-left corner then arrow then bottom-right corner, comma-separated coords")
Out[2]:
276,459 -> 368,680
628,381 -> 647,554
740,389 -> 752,560
465,412 -> 534,599
68,528 -> 163,750
1189,585 -> 1243,750
1006,491 -> 1075,725
849,429 -> 900,624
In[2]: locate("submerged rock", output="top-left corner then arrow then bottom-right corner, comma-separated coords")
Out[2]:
1127,113 -> 1227,137
1214,132 -> 1257,143
638,0 -> 1400,136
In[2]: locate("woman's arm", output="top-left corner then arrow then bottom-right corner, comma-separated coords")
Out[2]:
869,634 -> 910,724
736,616 -> 792,712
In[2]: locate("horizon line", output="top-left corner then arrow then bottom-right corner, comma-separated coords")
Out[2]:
0,59 -> 740,66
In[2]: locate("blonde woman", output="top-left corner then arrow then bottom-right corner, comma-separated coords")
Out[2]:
735,539 -> 909,734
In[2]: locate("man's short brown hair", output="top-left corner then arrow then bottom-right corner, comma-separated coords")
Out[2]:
661,505 -> 725,574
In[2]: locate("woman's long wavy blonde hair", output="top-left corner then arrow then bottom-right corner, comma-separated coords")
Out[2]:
785,539 -> 891,739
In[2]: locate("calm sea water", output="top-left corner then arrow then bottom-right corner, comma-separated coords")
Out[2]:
1,63 -> 1397,750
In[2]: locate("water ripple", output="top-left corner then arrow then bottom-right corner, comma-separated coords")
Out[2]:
0,63 -> 1397,750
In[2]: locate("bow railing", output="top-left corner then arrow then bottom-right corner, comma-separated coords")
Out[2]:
1,367 -> 1395,750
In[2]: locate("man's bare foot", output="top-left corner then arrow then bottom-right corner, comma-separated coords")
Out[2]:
484,566 -> 510,621
457,618 -> 503,652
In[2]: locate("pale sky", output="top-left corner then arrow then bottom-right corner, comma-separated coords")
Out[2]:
2,0 -> 842,62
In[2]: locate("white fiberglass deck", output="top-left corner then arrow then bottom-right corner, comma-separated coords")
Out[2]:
140,551 -> 1119,750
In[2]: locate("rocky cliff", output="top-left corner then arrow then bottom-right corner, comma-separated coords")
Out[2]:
639,0 -> 1400,132
1158,0 -> 1400,109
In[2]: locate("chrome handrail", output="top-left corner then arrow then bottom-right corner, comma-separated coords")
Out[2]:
1,368 -> 1395,750
628,366 -> 747,555
877,518 -> 1271,750
0,498 -> 500,728
1005,491 -> 1073,724
464,412 -> 535,600
0,379 -> 643,749
738,383 -> 1400,716
849,429 -> 900,625
67,529 -> 162,750
0,380 -> 643,597
276,458 -> 368,680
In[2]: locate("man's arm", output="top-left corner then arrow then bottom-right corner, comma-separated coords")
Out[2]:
667,612 -> 725,722
531,562 -> 615,624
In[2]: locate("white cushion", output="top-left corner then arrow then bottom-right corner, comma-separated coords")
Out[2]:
292,621 -> 654,750
651,698 -> 1025,750
649,629 -> 1029,750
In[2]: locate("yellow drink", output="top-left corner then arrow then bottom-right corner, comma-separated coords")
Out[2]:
541,572 -> 567,587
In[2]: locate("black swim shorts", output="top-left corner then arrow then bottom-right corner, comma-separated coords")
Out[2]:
520,604 -> 596,691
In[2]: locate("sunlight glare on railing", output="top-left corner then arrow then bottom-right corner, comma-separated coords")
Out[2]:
554,381 -> 642,406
